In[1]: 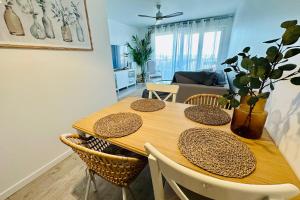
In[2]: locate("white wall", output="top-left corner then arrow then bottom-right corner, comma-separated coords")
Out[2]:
0,0 -> 117,199
228,0 -> 300,179
108,19 -> 140,45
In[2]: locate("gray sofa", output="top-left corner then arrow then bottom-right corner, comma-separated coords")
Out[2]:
171,71 -> 229,103
142,71 -> 229,103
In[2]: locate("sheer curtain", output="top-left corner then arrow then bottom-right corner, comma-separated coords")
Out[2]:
151,16 -> 233,80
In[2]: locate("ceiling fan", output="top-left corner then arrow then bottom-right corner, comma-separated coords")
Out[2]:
138,4 -> 183,24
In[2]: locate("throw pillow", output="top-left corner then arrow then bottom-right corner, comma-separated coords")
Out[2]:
198,71 -> 218,86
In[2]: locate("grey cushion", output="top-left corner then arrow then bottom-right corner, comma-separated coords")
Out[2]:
198,72 -> 218,86
172,71 -> 219,86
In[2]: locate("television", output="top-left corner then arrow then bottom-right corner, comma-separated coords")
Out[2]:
111,45 -> 128,70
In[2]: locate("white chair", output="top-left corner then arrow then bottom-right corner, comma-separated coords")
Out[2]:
144,143 -> 300,200
147,61 -> 162,82
146,83 -> 179,102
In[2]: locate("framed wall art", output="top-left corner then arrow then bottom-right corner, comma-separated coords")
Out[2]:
0,0 -> 93,50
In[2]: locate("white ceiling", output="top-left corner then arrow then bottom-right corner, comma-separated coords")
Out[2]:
106,0 -> 240,28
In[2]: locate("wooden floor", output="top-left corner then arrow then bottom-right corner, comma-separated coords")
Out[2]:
7,154 -> 154,200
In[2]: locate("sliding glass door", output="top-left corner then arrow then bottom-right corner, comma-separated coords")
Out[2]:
152,16 -> 233,80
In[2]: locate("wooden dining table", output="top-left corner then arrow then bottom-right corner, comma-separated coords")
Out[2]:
73,96 -> 300,199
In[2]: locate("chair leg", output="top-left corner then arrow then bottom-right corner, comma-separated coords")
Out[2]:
89,171 -> 97,192
148,155 -> 165,200
84,172 -> 92,200
122,187 -> 127,200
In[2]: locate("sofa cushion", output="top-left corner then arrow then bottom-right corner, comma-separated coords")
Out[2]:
172,71 -> 219,86
198,71 -> 218,86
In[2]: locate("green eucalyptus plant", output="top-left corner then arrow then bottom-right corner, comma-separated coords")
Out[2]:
219,19 -> 300,116
126,31 -> 153,82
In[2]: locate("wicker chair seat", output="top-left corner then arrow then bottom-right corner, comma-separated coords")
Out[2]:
60,134 -> 146,187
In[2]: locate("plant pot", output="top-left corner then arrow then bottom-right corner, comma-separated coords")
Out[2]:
231,96 -> 268,139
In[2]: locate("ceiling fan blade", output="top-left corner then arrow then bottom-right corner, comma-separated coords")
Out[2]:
138,14 -> 156,18
162,12 -> 183,18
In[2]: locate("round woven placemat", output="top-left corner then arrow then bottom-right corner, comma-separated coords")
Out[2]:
184,105 -> 231,125
130,99 -> 166,112
93,112 -> 142,138
178,128 -> 256,178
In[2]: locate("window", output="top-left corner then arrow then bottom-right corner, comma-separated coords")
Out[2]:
155,34 -> 174,79
201,31 -> 221,70
152,17 -> 233,80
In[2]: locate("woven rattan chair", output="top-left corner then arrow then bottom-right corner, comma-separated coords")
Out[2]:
60,134 -> 147,200
184,94 -> 231,109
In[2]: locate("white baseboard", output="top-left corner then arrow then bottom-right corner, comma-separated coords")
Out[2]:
0,150 -> 73,200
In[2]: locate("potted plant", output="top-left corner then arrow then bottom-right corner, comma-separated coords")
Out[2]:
219,20 -> 300,139
126,31 -> 153,83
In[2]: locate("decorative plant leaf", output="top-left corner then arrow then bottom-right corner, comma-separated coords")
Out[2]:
263,38 -> 280,44
241,58 -> 253,70
278,64 -> 297,71
249,65 -> 258,77
270,69 -> 283,79
243,47 -> 250,53
284,48 -> 300,58
230,98 -> 240,108
247,96 -> 259,106
233,78 -> 243,88
222,56 -> 238,65
218,97 -> 228,105
239,75 -> 251,85
282,25 -> 300,45
224,68 -> 232,73
270,82 -> 275,90
281,20 -> 297,29
223,93 -> 234,100
279,59 -> 289,64
238,53 -> 246,57
291,77 -> 300,85
266,46 -> 279,59
221,20 -> 300,112
257,66 -> 266,78
257,92 -> 270,99
253,57 -> 271,73
276,53 -> 283,62
250,78 -> 261,89
238,87 -> 249,96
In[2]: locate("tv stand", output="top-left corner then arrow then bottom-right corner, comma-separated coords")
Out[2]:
114,69 -> 136,92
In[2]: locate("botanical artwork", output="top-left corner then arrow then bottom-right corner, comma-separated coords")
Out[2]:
0,0 -> 92,50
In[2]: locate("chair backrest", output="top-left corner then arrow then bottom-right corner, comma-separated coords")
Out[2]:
60,134 -> 146,187
144,143 -> 300,200
146,83 -> 179,102
184,93 -> 231,109
147,61 -> 157,74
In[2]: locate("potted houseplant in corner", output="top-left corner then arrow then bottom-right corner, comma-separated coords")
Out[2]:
126,31 -> 153,83
219,20 -> 300,139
